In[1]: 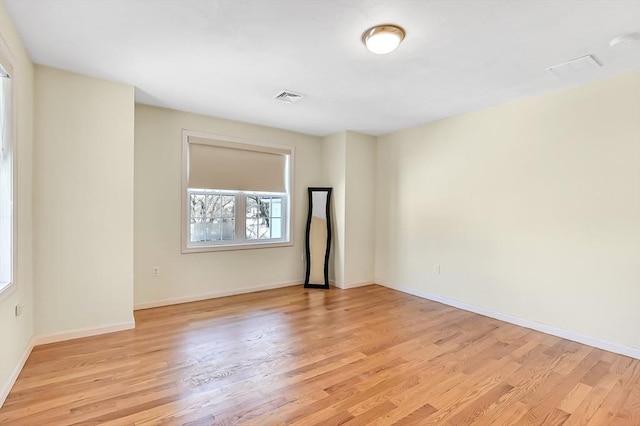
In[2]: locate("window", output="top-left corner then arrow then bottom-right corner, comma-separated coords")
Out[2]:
189,191 -> 236,244
182,131 -> 294,252
0,42 -> 14,297
246,195 -> 284,240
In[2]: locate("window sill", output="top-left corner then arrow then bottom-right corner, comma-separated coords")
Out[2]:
182,240 -> 293,254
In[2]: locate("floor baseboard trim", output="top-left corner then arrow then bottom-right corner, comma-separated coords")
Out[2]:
330,280 -> 374,289
342,280 -> 375,289
0,336 -> 35,408
134,280 -> 301,311
34,321 -> 136,346
377,279 -> 640,360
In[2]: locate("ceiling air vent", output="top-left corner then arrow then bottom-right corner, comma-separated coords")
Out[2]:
545,55 -> 602,79
273,90 -> 304,104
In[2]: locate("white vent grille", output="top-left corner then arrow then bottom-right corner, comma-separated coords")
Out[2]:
273,90 -> 304,104
545,55 -> 602,79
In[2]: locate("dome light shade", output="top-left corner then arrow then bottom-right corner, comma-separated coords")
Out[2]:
609,32 -> 640,47
362,24 -> 406,54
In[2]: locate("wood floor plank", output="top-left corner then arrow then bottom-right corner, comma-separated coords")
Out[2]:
0,284 -> 638,425
557,382 -> 593,414
587,382 -> 630,425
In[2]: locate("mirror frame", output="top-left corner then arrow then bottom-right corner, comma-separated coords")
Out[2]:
304,187 -> 332,289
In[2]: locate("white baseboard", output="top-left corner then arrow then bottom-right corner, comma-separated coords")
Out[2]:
330,280 -> 374,289
377,279 -> 640,360
134,280 -> 301,310
0,336 -> 35,408
34,321 -> 136,346
342,280 -> 375,289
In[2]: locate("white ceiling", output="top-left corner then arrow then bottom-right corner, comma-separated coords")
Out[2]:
4,0 -> 640,136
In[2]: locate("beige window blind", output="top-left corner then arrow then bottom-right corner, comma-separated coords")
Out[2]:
187,136 -> 289,193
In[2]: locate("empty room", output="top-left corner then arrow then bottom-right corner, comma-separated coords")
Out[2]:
0,0 -> 639,424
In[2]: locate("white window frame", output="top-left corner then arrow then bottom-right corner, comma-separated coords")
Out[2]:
181,130 -> 294,253
0,35 -> 16,301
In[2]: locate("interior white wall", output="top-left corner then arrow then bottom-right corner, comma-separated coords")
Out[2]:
376,72 -> 640,352
34,66 -> 135,336
322,132 -> 346,286
344,131 -> 376,287
134,105 -> 323,307
0,1 -> 34,404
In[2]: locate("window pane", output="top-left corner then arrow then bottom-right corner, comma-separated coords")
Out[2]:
258,221 -> 271,240
258,217 -> 270,239
260,197 -> 271,219
191,194 -> 205,218
222,196 -> 235,218
221,218 -> 235,240
259,197 -> 271,239
0,72 -> 12,287
272,198 -> 282,218
191,218 -> 205,242
211,195 -> 221,218
205,194 -> 214,218
246,196 -> 258,217
246,217 -> 259,240
207,218 -> 221,241
270,218 -> 282,239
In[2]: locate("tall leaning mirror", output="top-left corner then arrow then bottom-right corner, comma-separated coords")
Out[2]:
304,187 -> 332,289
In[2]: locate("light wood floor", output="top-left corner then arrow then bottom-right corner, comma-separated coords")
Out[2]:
1,285 -> 638,425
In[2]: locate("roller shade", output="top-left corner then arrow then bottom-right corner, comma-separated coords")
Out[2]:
188,136 -> 289,193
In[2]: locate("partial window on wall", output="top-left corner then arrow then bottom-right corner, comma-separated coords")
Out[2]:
0,42 -> 14,297
182,130 -> 294,253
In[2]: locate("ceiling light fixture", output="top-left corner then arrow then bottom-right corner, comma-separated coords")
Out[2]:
362,24 -> 406,55
609,32 -> 640,47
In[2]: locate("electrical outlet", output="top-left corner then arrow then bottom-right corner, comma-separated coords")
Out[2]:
15,303 -> 23,317
434,264 -> 441,274
152,266 -> 160,277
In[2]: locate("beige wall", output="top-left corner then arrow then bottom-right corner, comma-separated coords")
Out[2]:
322,132 -> 346,286
376,72 -> 640,352
322,131 -> 376,288
34,66 -> 135,335
344,131 -> 376,287
0,1 -> 34,403
134,105 -> 323,307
